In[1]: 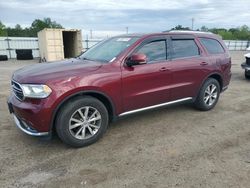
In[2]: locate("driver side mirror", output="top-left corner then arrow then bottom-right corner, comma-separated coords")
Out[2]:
126,53 -> 147,67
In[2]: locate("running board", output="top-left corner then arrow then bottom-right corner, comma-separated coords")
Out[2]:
119,97 -> 193,117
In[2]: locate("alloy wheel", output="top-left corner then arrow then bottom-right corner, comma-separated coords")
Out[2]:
203,84 -> 218,106
69,106 -> 102,140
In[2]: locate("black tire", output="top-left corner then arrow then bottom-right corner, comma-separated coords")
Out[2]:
194,78 -> 220,111
56,96 -> 109,147
0,55 -> 8,61
16,49 -> 33,60
245,70 -> 250,79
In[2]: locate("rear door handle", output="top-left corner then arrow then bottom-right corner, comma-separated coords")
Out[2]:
200,62 -> 208,66
159,67 -> 168,71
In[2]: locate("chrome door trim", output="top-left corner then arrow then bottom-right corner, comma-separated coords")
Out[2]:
119,97 -> 192,116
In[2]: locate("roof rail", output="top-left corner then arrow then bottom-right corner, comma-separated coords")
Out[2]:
168,30 -> 213,34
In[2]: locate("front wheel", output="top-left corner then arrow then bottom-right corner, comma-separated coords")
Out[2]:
194,78 -> 220,111
56,96 -> 109,147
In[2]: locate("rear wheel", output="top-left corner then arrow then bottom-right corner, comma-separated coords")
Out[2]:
194,78 -> 220,111
56,96 -> 109,147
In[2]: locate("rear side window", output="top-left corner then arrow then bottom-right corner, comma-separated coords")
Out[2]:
199,38 -> 225,54
171,39 -> 199,59
136,40 -> 166,62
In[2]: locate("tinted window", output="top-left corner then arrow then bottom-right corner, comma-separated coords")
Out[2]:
136,40 -> 166,62
172,39 -> 199,59
200,38 -> 225,54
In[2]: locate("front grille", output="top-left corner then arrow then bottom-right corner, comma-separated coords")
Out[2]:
11,80 -> 24,101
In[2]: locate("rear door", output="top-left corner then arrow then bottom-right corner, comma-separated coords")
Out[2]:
168,35 -> 211,100
121,37 -> 172,112
199,37 -> 231,88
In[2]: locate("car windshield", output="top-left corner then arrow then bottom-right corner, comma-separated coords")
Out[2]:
79,36 -> 139,62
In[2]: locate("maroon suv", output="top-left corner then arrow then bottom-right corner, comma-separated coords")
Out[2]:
7,31 -> 231,147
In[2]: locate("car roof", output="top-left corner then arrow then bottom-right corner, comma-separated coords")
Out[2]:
116,30 -> 219,39
167,30 -> 220,38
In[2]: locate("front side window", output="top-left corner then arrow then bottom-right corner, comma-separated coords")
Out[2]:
80,37 -> 139,62
172,39 -> 200,59
136,40 -> 166,63
199,38 -> 225,54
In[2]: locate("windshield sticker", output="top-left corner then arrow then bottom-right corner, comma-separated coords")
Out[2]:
116,38 -> 131,42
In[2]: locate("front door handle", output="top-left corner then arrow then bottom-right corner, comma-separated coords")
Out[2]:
200,62 -> 208,66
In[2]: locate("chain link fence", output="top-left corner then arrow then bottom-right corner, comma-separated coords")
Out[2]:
82,38 -> 102,51
0,37 -> 39,59
224,40 -> 250,50
0,37 -> 249,59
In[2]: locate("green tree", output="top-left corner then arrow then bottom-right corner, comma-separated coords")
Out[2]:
208,25 -> 250,40
171,25 -> 191,30
1,18 -> 64,37
217,30 -> 235,40
31,17 -> 63,36
0,21 -> 7,36
6,24 -> 24,37
15,24 -> 22,30
200,26 -> 209,32
235,25 -> 250,40
228,28 -> 239,34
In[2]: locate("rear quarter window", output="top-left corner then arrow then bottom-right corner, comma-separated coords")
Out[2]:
199,38 -> 225,54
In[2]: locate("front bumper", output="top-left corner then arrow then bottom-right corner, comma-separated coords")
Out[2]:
7,95 -> 51,137
13,114 -> 49,136
241,63 -> 250,71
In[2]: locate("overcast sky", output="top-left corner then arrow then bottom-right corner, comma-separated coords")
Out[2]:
0,0 -> 250,37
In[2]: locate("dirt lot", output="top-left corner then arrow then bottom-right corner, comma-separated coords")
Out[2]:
0,52 -> 250,188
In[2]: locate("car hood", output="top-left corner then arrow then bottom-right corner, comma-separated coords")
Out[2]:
12,58 -> 102,83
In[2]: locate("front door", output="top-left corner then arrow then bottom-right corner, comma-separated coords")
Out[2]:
121,38 -> 172,112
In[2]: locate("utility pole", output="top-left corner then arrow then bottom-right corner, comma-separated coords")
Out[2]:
86,34 -> 89,50
126,27 -> 128,34
191,18 -> 195,30
6,30 -> 11,59
90,29 -> 93,39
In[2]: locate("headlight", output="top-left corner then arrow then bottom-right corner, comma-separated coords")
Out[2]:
21,84 -> 52,98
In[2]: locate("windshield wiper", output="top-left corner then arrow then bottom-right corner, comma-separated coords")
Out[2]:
81,57 -> 94,61
78,57 -> 108,63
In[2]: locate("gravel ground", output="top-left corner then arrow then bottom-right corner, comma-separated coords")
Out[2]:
0,51 -> 250,188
